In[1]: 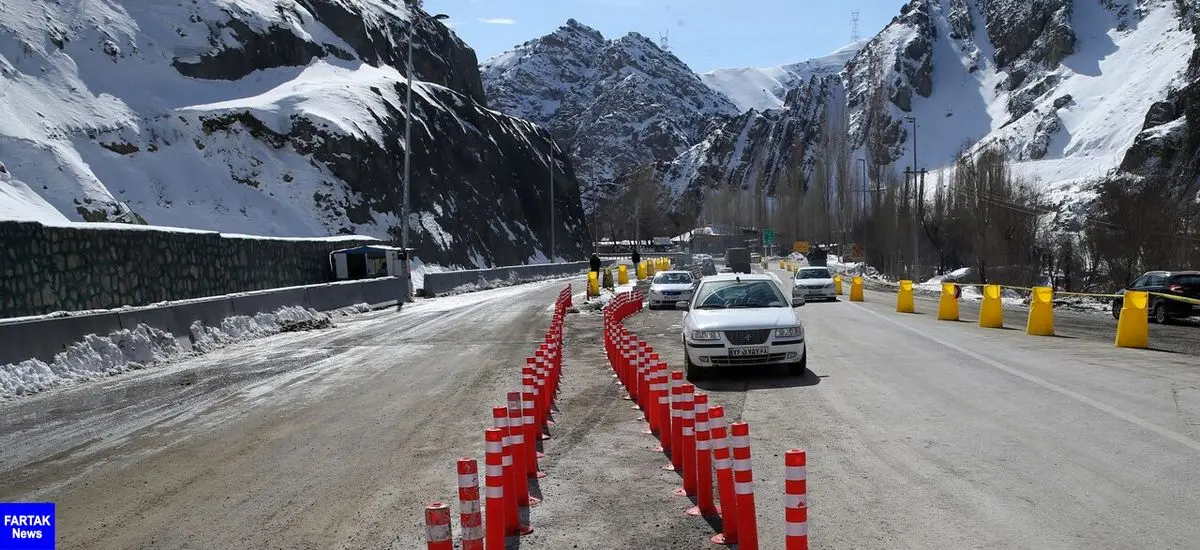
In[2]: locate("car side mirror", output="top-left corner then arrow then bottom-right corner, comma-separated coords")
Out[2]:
675,301 -> 690,311
792,296 -> 806,307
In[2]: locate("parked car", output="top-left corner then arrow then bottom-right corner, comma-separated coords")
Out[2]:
677,273 -> 807,381
1112,270 -> 1200,323
793,266 -> 836,301
647,271 -> 696,309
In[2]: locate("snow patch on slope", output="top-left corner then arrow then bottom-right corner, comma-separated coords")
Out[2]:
701,40 -> 866,113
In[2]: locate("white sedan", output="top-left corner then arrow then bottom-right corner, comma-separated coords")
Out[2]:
647,270 -> 696,309
792,266 -> 836,301
677,273 -> 807,380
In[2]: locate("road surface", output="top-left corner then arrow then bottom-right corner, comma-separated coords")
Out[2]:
3,268 -> 1199,549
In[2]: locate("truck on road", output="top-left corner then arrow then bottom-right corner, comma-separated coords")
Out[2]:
725,247 -> 752,274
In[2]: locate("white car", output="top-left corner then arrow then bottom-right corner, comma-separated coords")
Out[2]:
792,266 -> 836,301
647,271 -> 696,309
677,273 -> 807,380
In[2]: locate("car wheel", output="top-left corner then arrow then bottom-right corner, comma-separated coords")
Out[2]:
786,350 -> 807,377
1112,301 -> 1121,320
1153,302 -> 1169,324
684,353 -> 706,382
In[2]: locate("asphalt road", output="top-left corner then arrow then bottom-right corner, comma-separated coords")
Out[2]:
0,278 -> 627,549
623,269 -> 1200,549
4,267 -> 1200,549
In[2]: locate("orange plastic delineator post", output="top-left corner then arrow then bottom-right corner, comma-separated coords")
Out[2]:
654,364 -> 671,453
483,429 -> 506,550
686,392 -> 718,517
731,422 -> 759,550
709,406 -> 738,545
506,393 -> 537,506
457,458 -> 484,550
784,449 -> 808,550
425,502 -> 453,550
492,406 -> 521,536
665,371 -> 685,472
675,383 -> 697,497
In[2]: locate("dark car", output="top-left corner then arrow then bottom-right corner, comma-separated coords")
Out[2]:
1112,271 -> 1200,323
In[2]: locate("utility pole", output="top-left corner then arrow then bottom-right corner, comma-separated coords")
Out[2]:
858,157 -> 868,272
905,115 -> 920,281
548,137 -> 555,262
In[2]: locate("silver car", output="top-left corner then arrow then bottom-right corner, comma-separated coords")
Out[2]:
647,271 -> 696,309
793,266 -> 836,301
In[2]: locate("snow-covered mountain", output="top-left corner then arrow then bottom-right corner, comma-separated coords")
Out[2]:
481,1 -> 1200,226
700,41 -> 866,113
844,0 -> 1197,201
481,20 -> 739,209
0,0 -> 590,267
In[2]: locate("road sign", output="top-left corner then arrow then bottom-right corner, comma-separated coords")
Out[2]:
763,229 -> 775,246
793,240 -> 810,254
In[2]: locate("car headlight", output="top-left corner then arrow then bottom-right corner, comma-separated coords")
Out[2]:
774,326 -> 804,338
690,330 -> 721,341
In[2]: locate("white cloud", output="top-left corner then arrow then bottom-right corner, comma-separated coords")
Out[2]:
478,17 -> 515,25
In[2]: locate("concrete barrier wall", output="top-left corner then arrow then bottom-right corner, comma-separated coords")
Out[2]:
422,261 -> 604,296
0,220 -> 381,318
0,276 -> 407,366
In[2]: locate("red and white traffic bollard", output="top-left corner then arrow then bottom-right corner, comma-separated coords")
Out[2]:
522,386 -> 547,477
457,458 -> 484,550
506,392 -> 537,506
731,422 -> 759,550
666,370 -> 684,472
483,429 -> 506,550
709,406 -> 738,545
785,449 -> 808,550
492,405 -> 531,536
653,364 -> 670,443
424,502 -> 453,550
676,383 -> 697,497
687,392 -> 717,517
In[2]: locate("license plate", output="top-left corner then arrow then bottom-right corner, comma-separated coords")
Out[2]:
729,347 -> 769,357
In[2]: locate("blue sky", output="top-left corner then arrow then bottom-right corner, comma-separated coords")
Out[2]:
425,0 -> 908,73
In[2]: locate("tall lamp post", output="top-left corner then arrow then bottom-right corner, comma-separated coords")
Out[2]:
905,115 -> 919,280
857,157 -> 868,273
401,11 -> 449,289
548,137 -> 555,262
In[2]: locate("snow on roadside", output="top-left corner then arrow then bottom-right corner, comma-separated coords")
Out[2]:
0,304 -> 370,400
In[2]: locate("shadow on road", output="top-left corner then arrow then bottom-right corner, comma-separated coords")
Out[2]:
691,368 -> 823,392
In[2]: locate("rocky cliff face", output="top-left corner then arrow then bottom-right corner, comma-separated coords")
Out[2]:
0,0 -> 589,267
481,20 -> 739,209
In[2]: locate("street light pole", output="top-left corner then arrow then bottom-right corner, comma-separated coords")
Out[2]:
548,137 -> 555,262
906,115 -> 919,281
858,157 -> 867,273
401,12 -> 449,283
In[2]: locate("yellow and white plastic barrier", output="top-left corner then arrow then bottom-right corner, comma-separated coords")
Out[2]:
937,283 -> 960,321
618,265 -> 629,285
979,284 -> 1003,328
850,276 -> 864,302
1115,290 -> 1149,349
896,280 -> 915,313
587,271 -> 600,297
636,261 -> 647,281
1025,286 -> 1054,336
834,276 -> 843,296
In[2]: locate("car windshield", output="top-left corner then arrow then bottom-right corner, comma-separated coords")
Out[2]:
694,280 -> 788,309
654,273 -> 692,285
796,268 -> 831,280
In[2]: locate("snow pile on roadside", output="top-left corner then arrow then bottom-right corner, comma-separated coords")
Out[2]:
190,306 -> 325,353
0,305 -> 345,400
0,324 -> 184,399
442,271 -> 579,297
